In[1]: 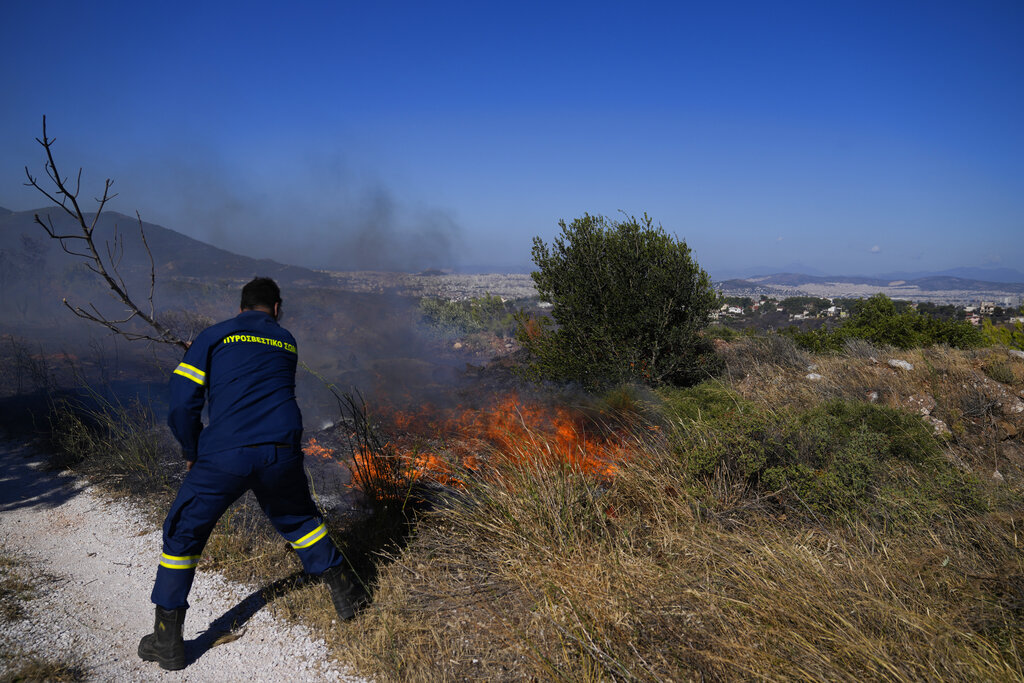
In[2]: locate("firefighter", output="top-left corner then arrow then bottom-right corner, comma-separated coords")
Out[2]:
139,277 -> 364,671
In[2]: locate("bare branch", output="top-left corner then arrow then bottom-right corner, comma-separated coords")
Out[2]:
25,116 -> 188,351
138,212 -> 158,321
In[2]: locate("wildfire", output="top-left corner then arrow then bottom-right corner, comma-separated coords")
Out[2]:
305,393 -> 635,493
305,437 -> 333,459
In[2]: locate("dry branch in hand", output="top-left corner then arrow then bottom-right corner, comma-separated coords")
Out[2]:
23,116 -> 187,350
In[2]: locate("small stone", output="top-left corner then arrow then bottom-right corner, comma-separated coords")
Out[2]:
905,393 -> 936,416
996,420 -> 1018,440
869,356 -> 879,364
806,373 -> 823,381
925,416 -> 950,436
867,391 -> 879,403
888,359 -> 914,371
807,364 -> 818,372
993,469 -> 1005,483
1009,349 -> 1024,361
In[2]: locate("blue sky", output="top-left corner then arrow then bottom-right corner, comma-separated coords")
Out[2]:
2,1 -> 1022,277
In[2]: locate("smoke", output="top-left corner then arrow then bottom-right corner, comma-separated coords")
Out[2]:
115,142 -> 462,273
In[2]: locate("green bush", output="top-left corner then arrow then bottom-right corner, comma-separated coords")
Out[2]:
670,395 -> 983,523
657,381 -> 745,424
419,294 -> 515,337
982,360 -> 1017,385
982,318 -> 1024,350
518,213 -> 719,388
786,294 -> 985,352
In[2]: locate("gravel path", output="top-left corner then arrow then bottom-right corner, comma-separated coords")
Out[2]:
0,439 -> 369,682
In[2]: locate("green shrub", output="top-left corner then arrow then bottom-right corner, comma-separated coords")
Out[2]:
657,380 -> 745,424
982,318 -> 1024,350
704,324 -> 739,341
982,360 -> 1017,385
670,398 -> 983,522
419,294 -> 515,337
519,212 -> 719,388
786,294 -> 985,352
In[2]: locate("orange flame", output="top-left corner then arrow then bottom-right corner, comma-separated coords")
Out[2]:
305,437 -> 334,460
307,394 -> 636,494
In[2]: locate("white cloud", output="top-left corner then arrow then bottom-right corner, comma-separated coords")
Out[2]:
870,245 -> 881,254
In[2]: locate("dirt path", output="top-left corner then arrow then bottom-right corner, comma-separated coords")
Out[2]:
0,439 -> 367,682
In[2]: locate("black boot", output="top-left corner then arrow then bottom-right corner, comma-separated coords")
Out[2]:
138,605 -> 186,670
323,566 -> 367,621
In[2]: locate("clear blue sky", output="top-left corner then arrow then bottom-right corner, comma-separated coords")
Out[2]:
2,1 -> 1022,277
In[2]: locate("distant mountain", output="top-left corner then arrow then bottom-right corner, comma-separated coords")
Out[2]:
0,207 -> 331,286
0,206 -> 12,216
717,271 -> 1024,303
710,262 -> 829,280
730,267 -> 1024,287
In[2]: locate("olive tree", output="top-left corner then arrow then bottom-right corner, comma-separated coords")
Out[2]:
519,212 -> 719,388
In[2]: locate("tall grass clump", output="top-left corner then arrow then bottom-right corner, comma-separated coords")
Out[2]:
46,389 -> 178,494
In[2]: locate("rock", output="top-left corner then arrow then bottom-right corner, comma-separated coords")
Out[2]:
905,393 -> 936,416
806,373 -> 823,381
1009,349 -> 1024,361
807,364 -> 818,372
869,356 -> 879,365
925,416 -> 950,436
996,420 -> 1018,440
867,391 -> 879,403
1010,400 -> 1024,414
888,359 -> 914,371
453,342 -> 463,350
993,469 -> 1005,483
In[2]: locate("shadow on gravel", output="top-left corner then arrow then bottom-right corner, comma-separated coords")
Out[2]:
0,440 -> 82,512
185,571 -> 311,666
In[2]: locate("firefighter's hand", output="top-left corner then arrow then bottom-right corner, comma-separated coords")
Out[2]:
186,460 -> 195,471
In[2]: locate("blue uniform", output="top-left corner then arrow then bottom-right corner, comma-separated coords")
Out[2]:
152,310 -> 343,610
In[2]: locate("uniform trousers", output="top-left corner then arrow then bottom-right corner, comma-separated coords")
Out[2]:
151,443 -> 343,610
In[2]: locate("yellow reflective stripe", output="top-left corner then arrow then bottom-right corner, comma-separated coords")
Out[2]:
290,523 -> 327,550
173,362 -> 206,386
159,553 -> 200,569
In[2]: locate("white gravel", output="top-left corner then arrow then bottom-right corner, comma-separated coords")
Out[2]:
0,440 -> 369,682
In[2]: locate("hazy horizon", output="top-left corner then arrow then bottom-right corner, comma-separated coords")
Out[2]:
2,2 -> 1021,277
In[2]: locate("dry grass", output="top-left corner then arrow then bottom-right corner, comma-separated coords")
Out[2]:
321,338 -> 1024,681
335,441 -> 1023,681
0,651 -> 88,683
0,552 -> 35,623
31,337 -> 1024,681
0,549 -> 89,683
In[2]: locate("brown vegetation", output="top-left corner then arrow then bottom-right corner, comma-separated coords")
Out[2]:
35,336 -> 1024,681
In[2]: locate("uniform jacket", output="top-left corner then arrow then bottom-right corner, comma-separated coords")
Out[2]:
168,310 -> 303,460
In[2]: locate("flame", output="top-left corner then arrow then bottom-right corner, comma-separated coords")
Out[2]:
305,437 -> 334,460
376,393 -> 629,483
307,393 -> 636,494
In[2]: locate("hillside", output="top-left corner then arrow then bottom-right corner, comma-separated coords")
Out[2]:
0,207 -> 331,286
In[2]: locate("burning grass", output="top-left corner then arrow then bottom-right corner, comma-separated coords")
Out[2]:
328,339 -> 1024,681
26,335 -> 1024,680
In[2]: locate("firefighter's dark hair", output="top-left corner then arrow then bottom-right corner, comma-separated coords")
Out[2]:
240,277 -> 282,311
